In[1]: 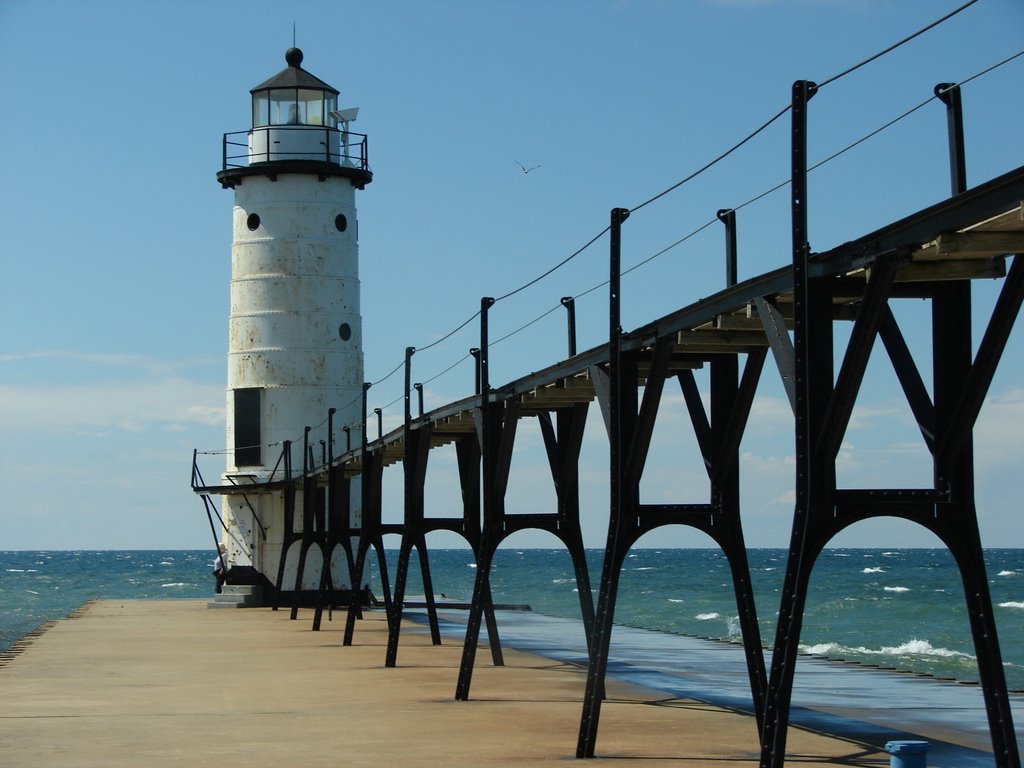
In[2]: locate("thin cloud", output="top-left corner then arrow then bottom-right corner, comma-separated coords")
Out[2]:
0,379 -> 224,434
0,349 -> 219,375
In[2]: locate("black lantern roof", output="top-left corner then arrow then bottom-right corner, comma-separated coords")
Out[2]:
250,48 -> 339,96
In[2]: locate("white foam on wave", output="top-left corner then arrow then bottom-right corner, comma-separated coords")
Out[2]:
883,586 -> 911,593
802,638 -> 970,660
997,570 -> 1016,577
695,612 -> 720,621
802,642 -> 841,655
667,598 -> 684,604
881,639 -> 971,659
999,601 -> 1024,609
161,582 -> 189,588
862,567 -> 884,574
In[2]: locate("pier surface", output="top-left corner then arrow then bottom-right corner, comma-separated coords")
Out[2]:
0,600 -> 903,767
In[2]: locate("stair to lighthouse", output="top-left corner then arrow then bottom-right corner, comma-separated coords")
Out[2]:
207,584 -> 264,609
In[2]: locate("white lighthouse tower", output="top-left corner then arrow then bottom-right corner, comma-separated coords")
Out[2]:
215,48 -> 371,596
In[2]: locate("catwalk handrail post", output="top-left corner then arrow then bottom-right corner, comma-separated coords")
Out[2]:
561,296 -> 577,357
935,82 -> 966,197
469,347 -> 481,394
414,382 -> 424,416
760,78 -> 817,768
717,208 -> 738,287
577,206 -> 629,758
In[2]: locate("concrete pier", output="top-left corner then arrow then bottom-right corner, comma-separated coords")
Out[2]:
0,600 -> 888,767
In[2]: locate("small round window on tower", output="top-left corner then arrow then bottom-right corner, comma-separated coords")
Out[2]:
335,214 -> 348,232
338,323 -> 352,341
246,213 -> 261,231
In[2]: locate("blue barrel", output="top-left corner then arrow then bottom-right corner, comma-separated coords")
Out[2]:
885,740 -> 929,768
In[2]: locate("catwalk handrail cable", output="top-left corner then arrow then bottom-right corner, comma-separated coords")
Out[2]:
354,3 -> 994,424
365,43 -> 1024,425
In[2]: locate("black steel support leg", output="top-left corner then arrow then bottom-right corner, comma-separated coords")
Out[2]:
576,538 -> 627,757
385,537 -> 416,666
343,537 -> 370,645
417,538 -> 443,645
454,544 -> 503,700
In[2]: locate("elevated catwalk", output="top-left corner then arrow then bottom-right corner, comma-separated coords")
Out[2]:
195,77 -> 1024,767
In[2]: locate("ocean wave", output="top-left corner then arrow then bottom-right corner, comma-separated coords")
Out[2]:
160,582 -> 190,588
695,612 -> 720,621
667,598 -> 684,604
997,570 -> 1016,577
862,567 -> 884,574
999,601 -> 1024,609
801,638 -> 971,660
883,586 -> 911,593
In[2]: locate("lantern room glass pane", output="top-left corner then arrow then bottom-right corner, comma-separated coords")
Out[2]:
297,89 -> 323,126
267,88 -> 297,124
252,92 -> 270,127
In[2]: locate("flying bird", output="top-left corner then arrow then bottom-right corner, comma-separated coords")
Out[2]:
515,161 -> 541,174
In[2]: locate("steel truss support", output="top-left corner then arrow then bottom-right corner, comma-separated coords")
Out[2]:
271,441 -> 296,611
289,429 -> 320,620
454,301 -> 598,701
383,352 -> 506,668
311,457 -> 355,631
384,431 -> 490,665
340,385 -> 396,645
577,209 -> 768,758
385,418 -> 443,664
758,80 -> 1021,768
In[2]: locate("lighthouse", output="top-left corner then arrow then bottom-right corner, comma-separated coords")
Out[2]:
215,48 -> 371,597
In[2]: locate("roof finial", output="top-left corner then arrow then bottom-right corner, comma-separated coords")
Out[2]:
285,46 -> 303,68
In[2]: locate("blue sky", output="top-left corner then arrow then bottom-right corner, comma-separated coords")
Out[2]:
1,0 -> 1022,550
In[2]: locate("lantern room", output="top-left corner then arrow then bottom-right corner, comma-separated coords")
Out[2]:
251,47 -> 338,127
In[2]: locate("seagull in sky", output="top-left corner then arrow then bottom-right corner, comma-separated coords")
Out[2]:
515,161 -> 541,174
